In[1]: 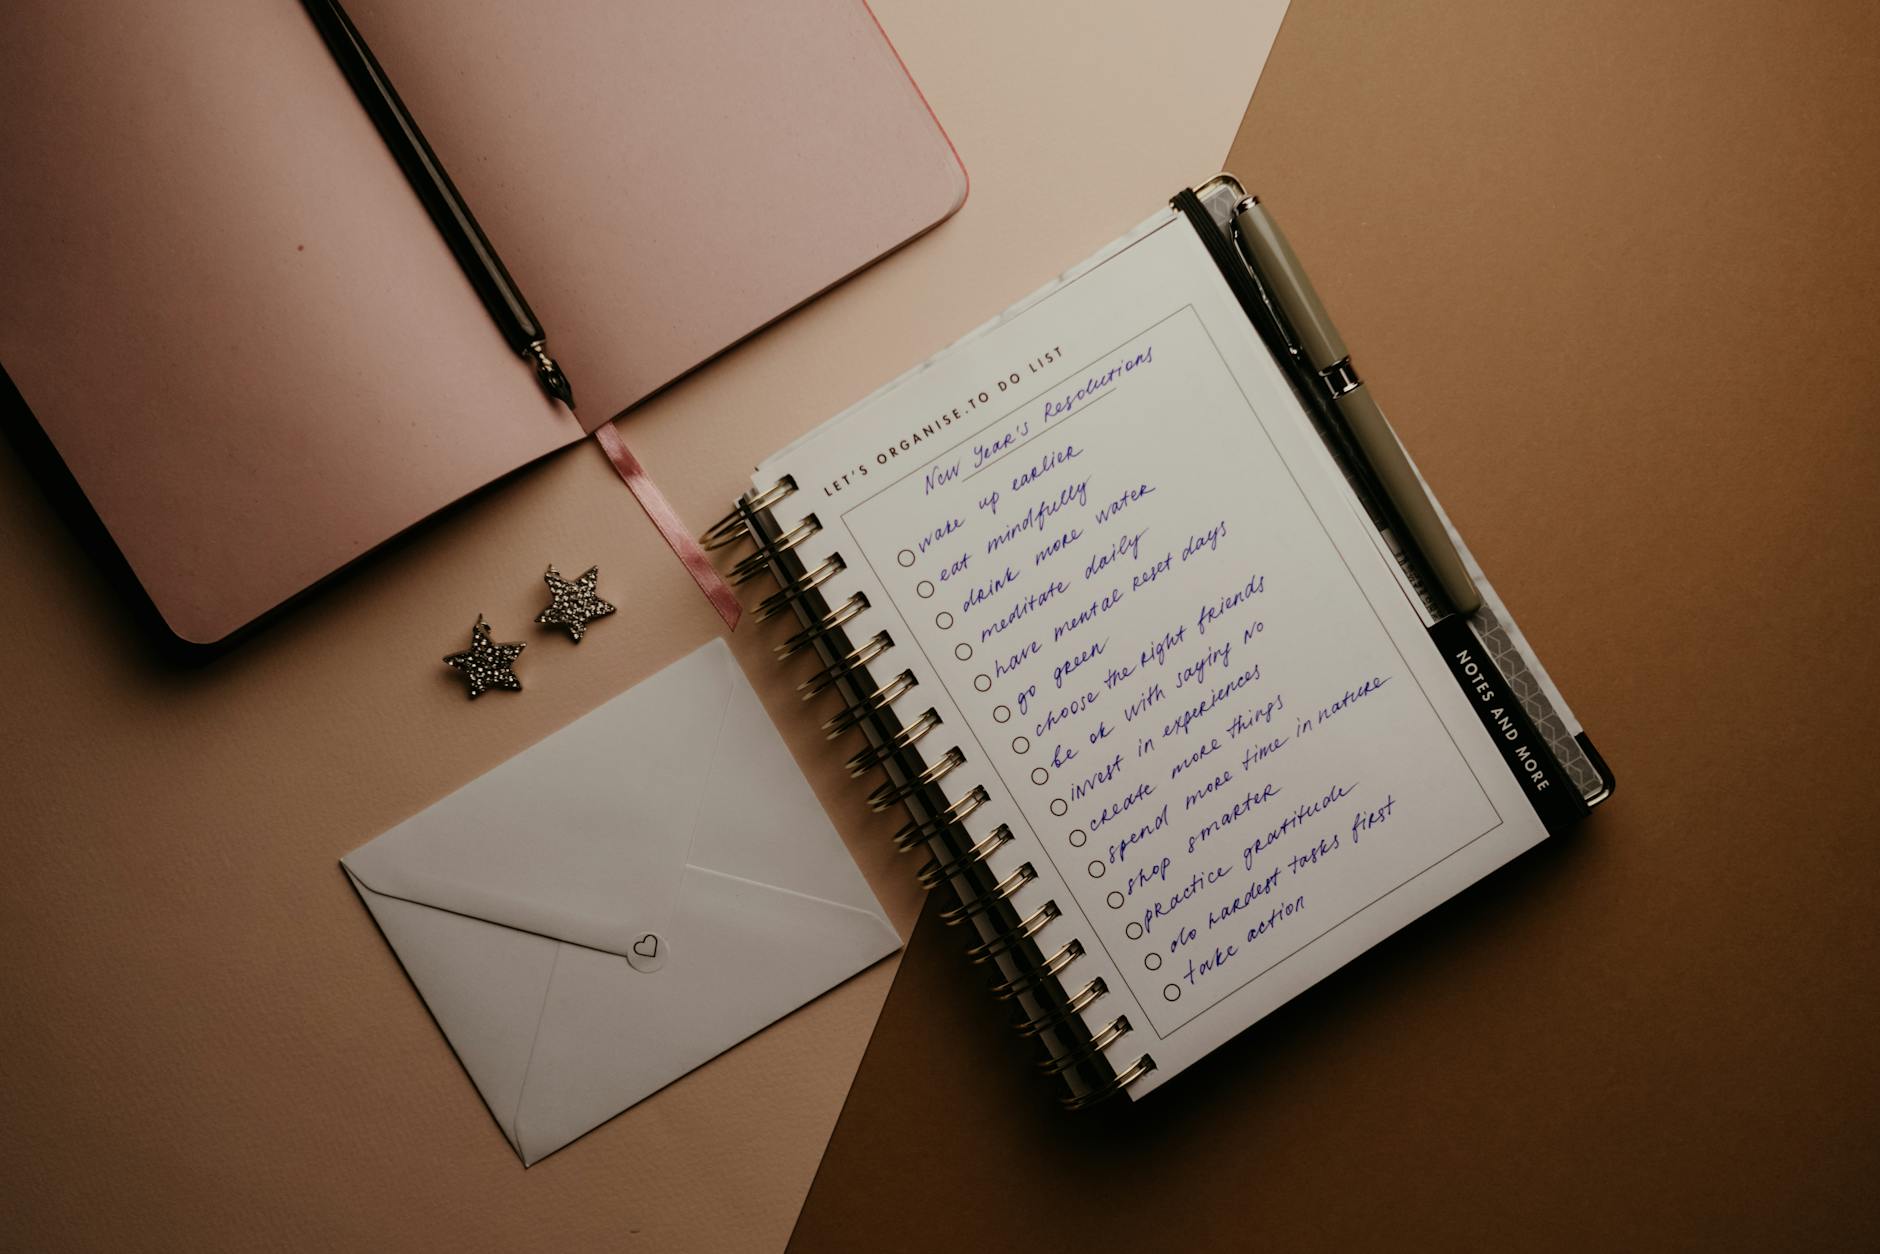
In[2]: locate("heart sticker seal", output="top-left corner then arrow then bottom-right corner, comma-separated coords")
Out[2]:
626,932 -> 666,974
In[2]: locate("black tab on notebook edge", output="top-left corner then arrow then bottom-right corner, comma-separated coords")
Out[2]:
1428,615 -> 1589,834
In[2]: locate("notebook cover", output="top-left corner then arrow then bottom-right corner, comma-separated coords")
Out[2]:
0,0 -> 964,647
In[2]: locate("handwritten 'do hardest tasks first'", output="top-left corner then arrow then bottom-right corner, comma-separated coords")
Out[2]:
843,282 -> 1501,1039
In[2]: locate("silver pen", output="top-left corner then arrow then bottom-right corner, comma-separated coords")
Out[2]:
1232,195 -> 1481,615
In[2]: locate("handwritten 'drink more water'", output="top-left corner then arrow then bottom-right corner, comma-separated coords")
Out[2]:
846,304 -> 1499,1034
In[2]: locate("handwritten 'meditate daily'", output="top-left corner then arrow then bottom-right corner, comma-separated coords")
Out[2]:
843,295 -> 1499,1037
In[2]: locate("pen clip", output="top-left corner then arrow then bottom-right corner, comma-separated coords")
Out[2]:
1229,199 -> 1306,366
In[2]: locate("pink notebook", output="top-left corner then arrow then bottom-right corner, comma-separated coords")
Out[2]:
0,0 -> 965,646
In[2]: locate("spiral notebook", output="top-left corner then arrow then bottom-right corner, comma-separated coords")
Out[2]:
705,176 -> 1614,1109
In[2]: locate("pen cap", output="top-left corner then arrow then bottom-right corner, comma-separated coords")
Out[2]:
1234,198 -> 1348,369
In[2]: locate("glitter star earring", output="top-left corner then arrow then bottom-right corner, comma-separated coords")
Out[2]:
536,564 -> 616,642
443,616 -> 526,699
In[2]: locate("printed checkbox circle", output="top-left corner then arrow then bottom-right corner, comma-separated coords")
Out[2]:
916,580 -> 935,599
897,549 -> 915,567
1031,767 -> 1049,785
1011,736 -> 1030,753
1105,891 -> 1124,909
1125,922 -> 1144,941
993,703 -> 1011,721
1067,828 -> 1086,847
954,642 -> 973,661
1144,952 -> 1163,971
935,611 -> 954,629
1163,984 -> 1181,1002
1050,798 -> 1067,816
974,674 -> 993,692
1086,860 -> 1105,879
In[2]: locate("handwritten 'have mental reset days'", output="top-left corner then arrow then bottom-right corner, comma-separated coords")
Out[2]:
854,324 -> 1425,1023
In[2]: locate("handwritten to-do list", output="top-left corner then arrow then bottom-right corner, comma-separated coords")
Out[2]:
767,214 -> 1528,1067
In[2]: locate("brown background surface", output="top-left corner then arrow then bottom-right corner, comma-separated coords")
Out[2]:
790,1 -> 1880,1250
0,1 -> 1288,1251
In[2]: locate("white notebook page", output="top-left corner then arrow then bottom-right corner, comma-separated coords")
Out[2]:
755,211 -> 1548,1094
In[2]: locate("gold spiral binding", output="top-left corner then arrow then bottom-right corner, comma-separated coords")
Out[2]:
891,785 -> 989,851
727,514 -> 819,584
1014,977 -> 1107,1037
964,900 -> 1059,964
915,823 -> 1014,889
707,483 -> 1140,1112
754,554 -> 844,621
938,862 -> 1036,924
1061,1055 -> 1156,1111
845,709 -> 942,775
866,747 -> 965,811
989,939 -> 1083,1000
776,592 -> 869,660
701,476 -> 796,549
798,631 -> 893,699
1040,1015 -> 1131,1075
823,670 -> 917,737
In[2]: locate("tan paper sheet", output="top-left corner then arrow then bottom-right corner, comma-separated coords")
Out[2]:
788,1 -> 1880,1248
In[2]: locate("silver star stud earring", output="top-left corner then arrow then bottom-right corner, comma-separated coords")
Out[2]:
443,616 -> 526,698
536,564 -> 617,642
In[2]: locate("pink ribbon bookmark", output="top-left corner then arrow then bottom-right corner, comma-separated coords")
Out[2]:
592,422 -> 742,631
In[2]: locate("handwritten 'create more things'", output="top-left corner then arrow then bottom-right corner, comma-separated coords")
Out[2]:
872,317 -> 1430,1022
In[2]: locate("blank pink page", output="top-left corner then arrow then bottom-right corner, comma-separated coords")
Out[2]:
0,1 -> 961,644
0,1 -> 583,645
348,0 -> 968,429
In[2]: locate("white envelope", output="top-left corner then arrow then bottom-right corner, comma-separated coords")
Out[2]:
342,639 -> 900,1166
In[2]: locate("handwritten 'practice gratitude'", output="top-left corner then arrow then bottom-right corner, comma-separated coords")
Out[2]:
841,295 -> 1499,1037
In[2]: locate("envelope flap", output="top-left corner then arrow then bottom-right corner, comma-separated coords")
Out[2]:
506,861 -> 902,1165
342,641 -> 737,956
684,654 -> 891,918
